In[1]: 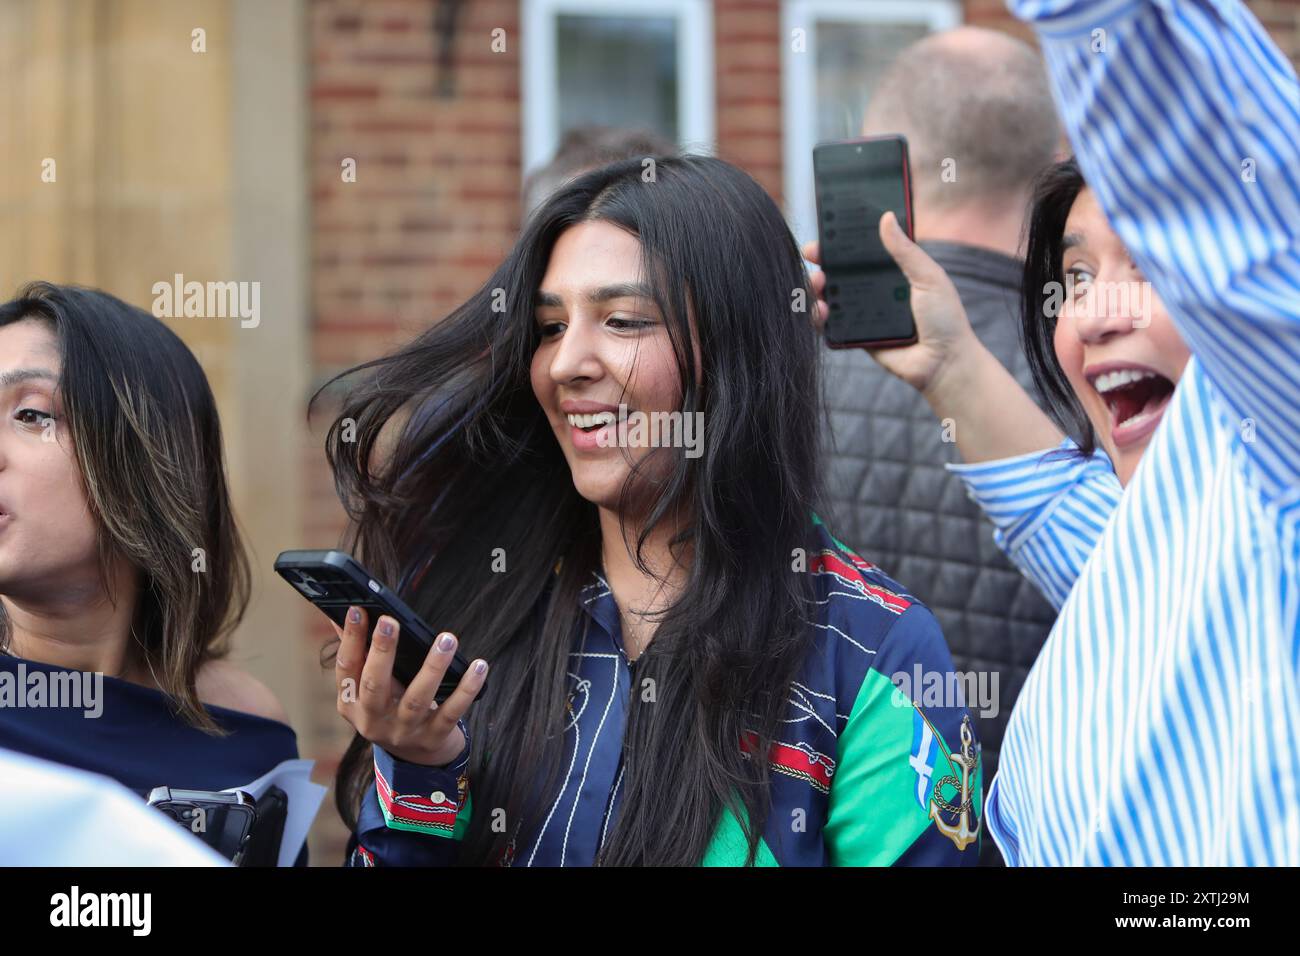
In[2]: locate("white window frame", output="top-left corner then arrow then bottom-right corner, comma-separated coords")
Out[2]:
781,0 -> 961,248
521,0 -> 716,178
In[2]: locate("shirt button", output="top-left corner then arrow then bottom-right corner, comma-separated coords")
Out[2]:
431,790 -> 446,803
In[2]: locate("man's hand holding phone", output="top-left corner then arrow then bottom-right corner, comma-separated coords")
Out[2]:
804,210 -> 983,403
334,607 -> 489,767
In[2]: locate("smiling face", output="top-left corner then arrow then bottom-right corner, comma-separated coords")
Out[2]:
529,220 -> 694,513
0,318 -> 104,605
1054,189 -> 1192,486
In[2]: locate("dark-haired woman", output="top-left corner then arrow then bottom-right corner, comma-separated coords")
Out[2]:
324,154 -> 982,866
0,284 -> 300,820
807,0 -> 1300,866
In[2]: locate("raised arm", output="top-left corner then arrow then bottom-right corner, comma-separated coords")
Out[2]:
947,438 -> 1123,609
1009,0 -> 1300,504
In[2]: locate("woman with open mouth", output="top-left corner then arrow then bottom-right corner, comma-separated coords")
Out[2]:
807,0 -> 1300,866
321,154 -> 983,867
0,283 -> 301,857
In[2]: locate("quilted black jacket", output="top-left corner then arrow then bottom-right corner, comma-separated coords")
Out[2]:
819,240 -> 1058,866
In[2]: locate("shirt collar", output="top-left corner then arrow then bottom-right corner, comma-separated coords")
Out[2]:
576,568 -> 622,641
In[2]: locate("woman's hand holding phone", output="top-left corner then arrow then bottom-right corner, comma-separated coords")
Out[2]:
334,606 -> 489,767
804,210 -> 1065,463
803,210 -> 985,401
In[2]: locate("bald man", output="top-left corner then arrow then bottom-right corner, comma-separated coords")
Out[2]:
863,27 -> 1065,254
817,27 -> 1061,866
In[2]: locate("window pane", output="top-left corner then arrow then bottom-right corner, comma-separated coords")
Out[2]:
556,15 -> 678,144
814,21 -> 931,141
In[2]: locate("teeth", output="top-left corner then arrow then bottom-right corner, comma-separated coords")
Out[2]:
566,412 -> 616,429
1094,368 -> 1157,394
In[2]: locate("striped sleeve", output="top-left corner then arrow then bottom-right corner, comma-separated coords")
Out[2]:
345,735 -> 471,866
945,438 -> 1123,609
1008,0 -> 1300,507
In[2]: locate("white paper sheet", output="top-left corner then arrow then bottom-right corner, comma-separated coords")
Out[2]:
223,758 -> 327,867
0,747 -> 228,866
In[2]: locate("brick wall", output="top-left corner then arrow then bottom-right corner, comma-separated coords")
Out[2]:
307,0 -> 527,860
1250,0 -> 1300,60
715,0 -> 783,199
304,0 -> 1300,863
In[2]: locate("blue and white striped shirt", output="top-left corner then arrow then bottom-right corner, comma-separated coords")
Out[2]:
944,0 -> 1300,865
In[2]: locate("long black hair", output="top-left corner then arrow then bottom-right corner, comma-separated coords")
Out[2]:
316,154 -> 826,865
1019,156 -> 1098,456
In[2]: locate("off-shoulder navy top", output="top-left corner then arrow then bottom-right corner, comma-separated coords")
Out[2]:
0,655 -> 299,795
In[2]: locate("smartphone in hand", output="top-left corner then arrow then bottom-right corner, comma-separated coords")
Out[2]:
813,134 -> 918,349
274,550 -> 475,700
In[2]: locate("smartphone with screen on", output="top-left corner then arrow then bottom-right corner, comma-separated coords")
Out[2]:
812,134 -> 918,348
274,550 -> 475,699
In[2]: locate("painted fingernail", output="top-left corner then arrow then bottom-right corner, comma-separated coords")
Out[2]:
348,607 -> 361,624
377,618 -> 394,639
438,633 -> 456,652
474,659 -> 488,675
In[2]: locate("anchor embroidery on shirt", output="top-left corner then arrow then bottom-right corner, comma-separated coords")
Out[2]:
914,708 -> 981,851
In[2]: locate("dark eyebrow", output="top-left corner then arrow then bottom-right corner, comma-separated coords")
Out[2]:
0,368 -> 57,390
1061,232 -> 1086,253
534,282 -> 657,309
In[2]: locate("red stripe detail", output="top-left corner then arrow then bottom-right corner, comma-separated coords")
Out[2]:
374,761 -> 460,828
740,732 -> 835,791
811,552 -> 911,612
843,551 -> 876,572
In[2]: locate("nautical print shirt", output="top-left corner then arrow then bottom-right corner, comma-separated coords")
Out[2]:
345,518 -> 983,866
947,0 -> 1300,865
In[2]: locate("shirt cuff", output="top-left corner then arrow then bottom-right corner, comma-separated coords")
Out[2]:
372,719 -> 471,837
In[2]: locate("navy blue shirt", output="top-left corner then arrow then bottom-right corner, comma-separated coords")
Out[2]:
347,518 -> 983,866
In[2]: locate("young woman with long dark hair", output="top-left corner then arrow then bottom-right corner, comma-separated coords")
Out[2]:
0,283 -> 298,799
322,154 -> 982,867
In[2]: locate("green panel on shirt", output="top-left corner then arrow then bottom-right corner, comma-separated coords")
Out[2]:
825,667 -> 955,865
699,801 -> 779,866
452,791 -> 471,840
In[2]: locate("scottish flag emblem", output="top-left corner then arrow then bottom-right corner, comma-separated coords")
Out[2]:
909,708 -> 938,809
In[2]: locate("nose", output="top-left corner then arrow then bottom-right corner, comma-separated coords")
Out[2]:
1070,272 -> 1146,344
546,314 -> 606,385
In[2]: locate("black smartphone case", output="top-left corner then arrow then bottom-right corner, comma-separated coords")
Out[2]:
813,135 -> 918,349
240,785 -> 289,867
147,788 -> 256,862
274,550 -> 475,697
